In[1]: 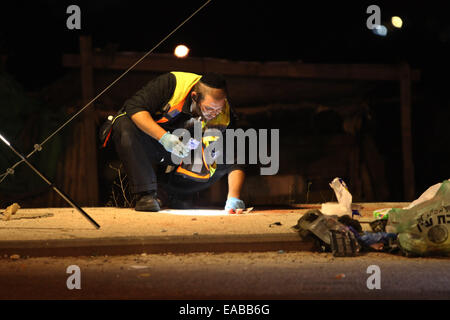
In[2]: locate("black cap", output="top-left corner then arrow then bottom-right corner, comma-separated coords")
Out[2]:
200,72 -> 227,89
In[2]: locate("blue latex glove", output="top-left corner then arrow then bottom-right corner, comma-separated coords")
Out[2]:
225,197 -> 245,212
159,132 -> 190,158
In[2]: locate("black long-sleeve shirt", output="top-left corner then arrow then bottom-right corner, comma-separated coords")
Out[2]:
124,72 -> 178,115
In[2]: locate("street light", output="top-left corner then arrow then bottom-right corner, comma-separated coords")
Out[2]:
373,24 -> 388,37
174,44 -> 189,58
391,16 -> 403,28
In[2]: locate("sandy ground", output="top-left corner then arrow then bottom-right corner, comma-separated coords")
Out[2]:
0,203 -> 403,241
0,207 -> 306,241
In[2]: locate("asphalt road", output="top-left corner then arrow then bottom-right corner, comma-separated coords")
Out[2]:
0,251 -> 449,300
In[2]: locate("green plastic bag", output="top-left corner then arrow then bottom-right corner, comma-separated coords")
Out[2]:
387,180 -> 450,256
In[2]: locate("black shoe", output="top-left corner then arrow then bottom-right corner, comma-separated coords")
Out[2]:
135,191 -> 161,212
169,193 -> 194,209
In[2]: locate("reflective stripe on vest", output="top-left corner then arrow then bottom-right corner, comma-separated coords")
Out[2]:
156,71 -> 202,124
175,144 -> 211,181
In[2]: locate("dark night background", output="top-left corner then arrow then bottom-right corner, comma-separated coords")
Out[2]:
2,1 -> 449,86
0,0 -> 449,206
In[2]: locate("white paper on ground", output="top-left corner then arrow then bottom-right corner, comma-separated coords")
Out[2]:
321,177 -> 353,216
158,209 -> 230,216
321,202 -> 348,216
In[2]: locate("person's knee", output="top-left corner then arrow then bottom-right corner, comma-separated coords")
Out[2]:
215,164 -> 244,176
113,118 -> 139,149
120,130 -> 138,150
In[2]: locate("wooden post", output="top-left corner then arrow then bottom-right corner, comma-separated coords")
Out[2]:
78,35 -> 99,206
400,62 -> 415,200
80,36 -> 94,105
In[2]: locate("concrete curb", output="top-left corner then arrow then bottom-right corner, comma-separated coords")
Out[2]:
0,203 -> 409,258
0,233 -> 315,257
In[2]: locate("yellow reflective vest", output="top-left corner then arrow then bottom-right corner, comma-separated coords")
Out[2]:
157,72 -> 230,182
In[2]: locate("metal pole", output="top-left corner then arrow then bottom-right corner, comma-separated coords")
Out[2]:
0,133 -> 100,229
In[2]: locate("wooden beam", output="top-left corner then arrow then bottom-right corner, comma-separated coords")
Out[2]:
400,62 -> 415,200
62,53 -> 420,81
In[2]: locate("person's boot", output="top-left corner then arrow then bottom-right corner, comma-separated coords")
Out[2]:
169,193 -> 194,209
135,191 -> 161,212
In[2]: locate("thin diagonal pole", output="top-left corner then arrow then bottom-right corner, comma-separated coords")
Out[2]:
0,133 -> 100,229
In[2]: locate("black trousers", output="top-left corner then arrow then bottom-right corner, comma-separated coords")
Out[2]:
112,115 -> 239,196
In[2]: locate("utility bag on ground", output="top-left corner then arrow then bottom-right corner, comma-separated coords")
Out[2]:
387,180 -> 450,256
294,209 -> 360,257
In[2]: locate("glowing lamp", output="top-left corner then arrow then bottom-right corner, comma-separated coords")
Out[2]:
174,44 -> 189,58
391,16 -> 403,28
